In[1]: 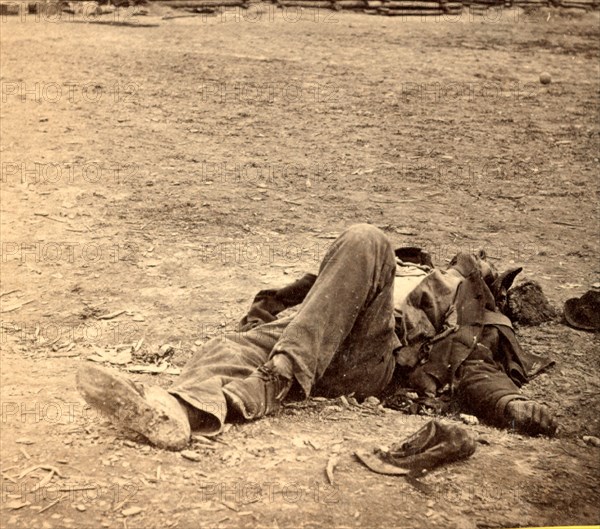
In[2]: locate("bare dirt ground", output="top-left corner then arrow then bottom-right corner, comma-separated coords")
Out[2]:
1,5 -> 599,529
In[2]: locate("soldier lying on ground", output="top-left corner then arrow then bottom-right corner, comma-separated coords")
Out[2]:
77,224 -> 557,450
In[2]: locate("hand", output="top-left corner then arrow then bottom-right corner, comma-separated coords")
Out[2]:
505,400 -> 558,437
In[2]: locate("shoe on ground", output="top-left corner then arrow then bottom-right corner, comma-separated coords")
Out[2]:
223,362 -> 292,420
76,363 -> 191,450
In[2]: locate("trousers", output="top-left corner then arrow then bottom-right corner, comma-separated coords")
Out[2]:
169,224 -> 401,434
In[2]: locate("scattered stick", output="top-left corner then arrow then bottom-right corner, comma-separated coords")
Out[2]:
20,448 -> 31,460
552,221 -> 583,228
32,469 -> 55,492
1,471 -> 17,483
220,501 -> 239,512
19,464 -> 66,480
325,454 -> 339,485
0,289 -> 20,298
58,485 -> 97,492
39,495 -> 64,514
34,213 -> 69,224
69,19 -> 160,27
98,310 -> 126,320
40,465 -> 66,478
1,300 -> 35,313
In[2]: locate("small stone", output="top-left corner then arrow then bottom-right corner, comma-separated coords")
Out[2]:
159,344 -> 174,356
459,414 -> 479,426
75,504 -> 86,512
582,435 -> 600,447
363,396 -> 380,407
132,314 -> 145,322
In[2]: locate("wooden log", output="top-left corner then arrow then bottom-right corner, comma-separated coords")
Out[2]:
278,0 -> 333,6
380,1 -> 456,7
560,1 -> 596,6
383,0 -> 443,5
379,6 -> 462,13
334,0 -> 368,7
157,0 -> 245,5
560,0 -> 598,5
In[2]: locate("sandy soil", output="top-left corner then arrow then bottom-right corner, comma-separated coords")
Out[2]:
1,5 -> 599,529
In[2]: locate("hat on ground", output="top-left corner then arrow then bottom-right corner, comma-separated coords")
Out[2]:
564,289 -> 600,331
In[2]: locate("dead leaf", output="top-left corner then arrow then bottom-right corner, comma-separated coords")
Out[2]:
97,310 -> 126,320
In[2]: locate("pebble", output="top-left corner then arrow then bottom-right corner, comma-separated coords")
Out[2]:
363,396 -> 380,407
75,504 -> 86,512
582,435 -> 600,447
459,414 -> 479,425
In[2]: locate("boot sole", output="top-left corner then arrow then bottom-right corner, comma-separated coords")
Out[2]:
76,363 -> 190,450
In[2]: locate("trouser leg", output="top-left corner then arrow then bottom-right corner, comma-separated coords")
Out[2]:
170,223 -> 400,430
271,223 -> 400,398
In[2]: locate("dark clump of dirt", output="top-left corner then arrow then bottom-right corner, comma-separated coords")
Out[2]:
509,279 -> 557,325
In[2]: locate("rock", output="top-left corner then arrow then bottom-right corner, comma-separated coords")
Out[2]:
159,344 -> 174,356
363,396 -> 380,407
459,414 -> 479,426
582,435 -> 600,447
508,279 -> 556,325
